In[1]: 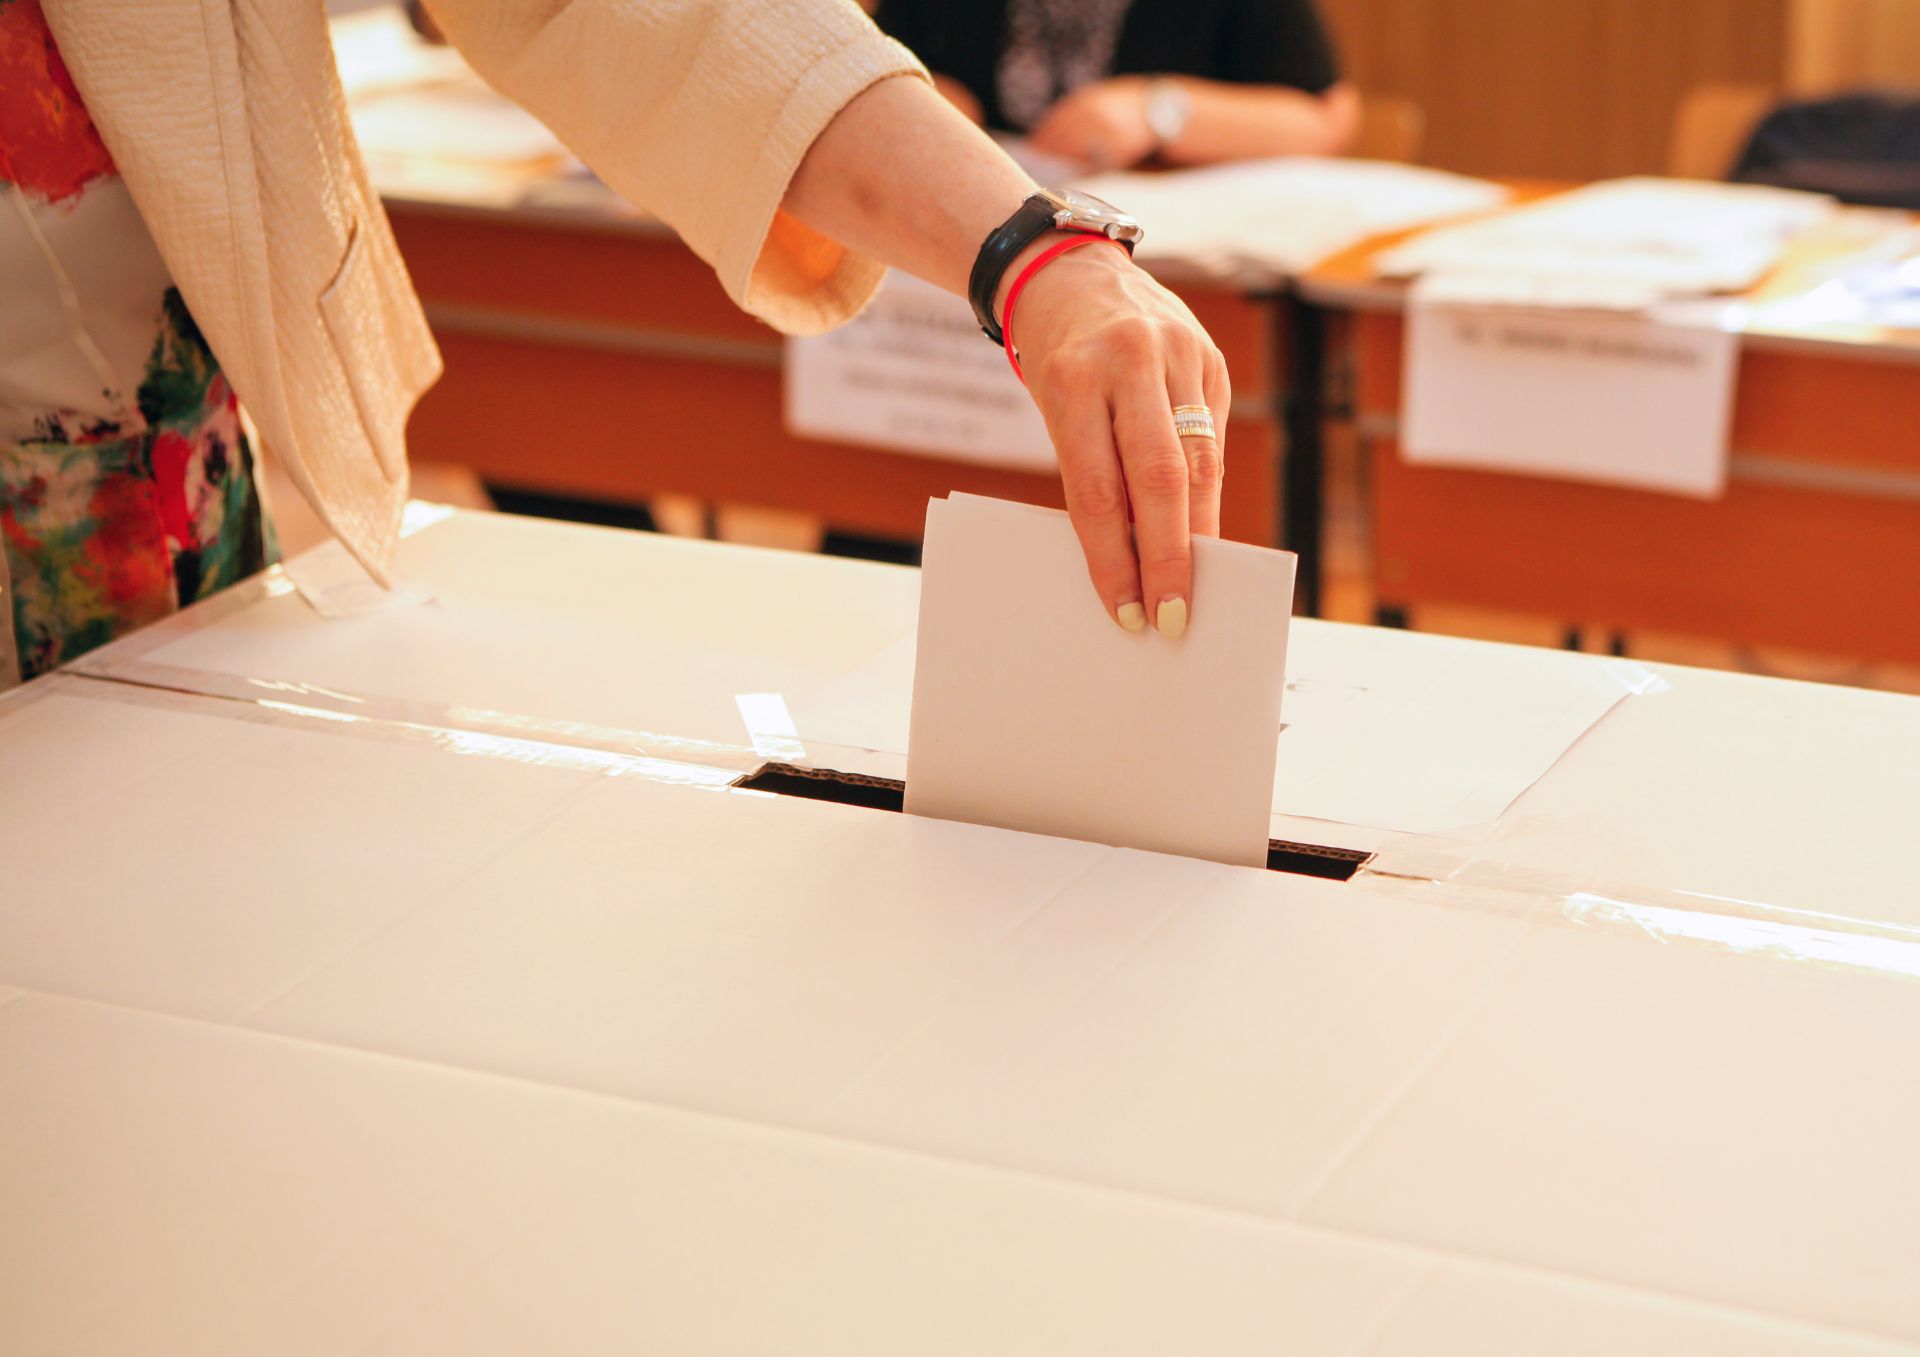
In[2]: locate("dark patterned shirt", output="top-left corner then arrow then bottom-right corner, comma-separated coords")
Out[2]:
874,0 -> 1342,133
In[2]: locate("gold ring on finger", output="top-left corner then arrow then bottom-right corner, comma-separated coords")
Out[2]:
1172,403 -> 1216,440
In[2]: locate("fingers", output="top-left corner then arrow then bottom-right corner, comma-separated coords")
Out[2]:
1040,387 -> 1146,631
1159,395 -> 1221,556
1008,244 -> 1229,637
1110,369 -> 1192,637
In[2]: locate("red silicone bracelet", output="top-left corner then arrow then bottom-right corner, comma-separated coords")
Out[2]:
1000,233 -> 1129,383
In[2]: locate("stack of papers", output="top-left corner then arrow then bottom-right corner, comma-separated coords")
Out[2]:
327,6 -> 469,101
330,6 -> 575,173
346,87 -> 573,168
1378,177 -> 1837,310
1746,228 -> 1920,334
905,495 -> 1296,867
1075,158 -> 1510,276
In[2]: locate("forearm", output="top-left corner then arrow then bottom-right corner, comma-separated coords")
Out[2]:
783,65 -> 1231,635
783,75 -> 1035,301
1159,79 -> 1360,163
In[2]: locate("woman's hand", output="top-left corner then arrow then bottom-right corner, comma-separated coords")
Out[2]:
1002,236 -> 1228,637
1027,77 -> 1154,171
783,75 -> 1229,632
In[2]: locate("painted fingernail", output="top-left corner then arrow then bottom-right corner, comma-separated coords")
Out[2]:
1157,596 -> 1188,639
1117,600 -> 1147,632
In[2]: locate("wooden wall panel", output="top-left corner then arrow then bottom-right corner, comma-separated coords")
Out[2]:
1318,0 -> 1790,179
1789,0 -> 1920,89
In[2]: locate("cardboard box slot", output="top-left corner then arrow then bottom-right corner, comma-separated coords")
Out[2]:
733,763 -> 1373,881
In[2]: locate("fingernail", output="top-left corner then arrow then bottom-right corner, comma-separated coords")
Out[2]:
1157,596 -> 1187,639
1117,600 -> 1147,632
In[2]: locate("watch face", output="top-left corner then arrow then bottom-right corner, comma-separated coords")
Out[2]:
1043,187 -> 1145,244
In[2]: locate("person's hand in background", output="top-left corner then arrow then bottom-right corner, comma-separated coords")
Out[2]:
788,76 -> 1226,636
1027,77 -> 1156,170
1040,76 -> 1362,168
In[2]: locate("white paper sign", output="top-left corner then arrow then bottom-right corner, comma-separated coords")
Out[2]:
1401,297 -> 1740,498
785,271 -> 1056,472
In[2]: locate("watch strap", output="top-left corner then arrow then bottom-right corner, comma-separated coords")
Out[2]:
968,193 -> 1063,346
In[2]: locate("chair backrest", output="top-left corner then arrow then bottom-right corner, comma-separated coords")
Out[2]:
1669,83 -> 1777,180
1351,94 -> 1427,164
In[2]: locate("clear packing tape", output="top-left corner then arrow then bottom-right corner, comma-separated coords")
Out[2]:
11,670 -> 742,789
1362,832 -> 1920,984
33,654 -> 1918,991
43,517 -> 1911,988
75,504 -> 1677,842
77,644 -> 775,776
63,504 -> 895,782
63,556 -> 782,778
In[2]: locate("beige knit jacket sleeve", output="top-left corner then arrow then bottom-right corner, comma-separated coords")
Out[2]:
427,0 -> 927,335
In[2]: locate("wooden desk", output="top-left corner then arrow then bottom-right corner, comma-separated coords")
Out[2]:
1301,191 -> 1920,664
385,190 -> 1289,550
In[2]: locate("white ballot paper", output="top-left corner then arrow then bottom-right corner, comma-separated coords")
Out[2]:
1401,293 -> 1741,497
905,494 -> 1295,867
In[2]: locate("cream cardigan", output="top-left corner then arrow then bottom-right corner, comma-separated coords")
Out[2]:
43,0 -> 924,582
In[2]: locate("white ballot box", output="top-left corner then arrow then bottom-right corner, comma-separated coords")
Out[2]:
4,674 -> 1919,1351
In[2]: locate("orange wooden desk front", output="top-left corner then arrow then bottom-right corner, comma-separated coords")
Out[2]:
386,201 -> 1285,547
1304,201 -> 1920,665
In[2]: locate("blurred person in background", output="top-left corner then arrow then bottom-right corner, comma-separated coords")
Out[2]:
0,0 -> 1231,689
867,0 -> 1358,168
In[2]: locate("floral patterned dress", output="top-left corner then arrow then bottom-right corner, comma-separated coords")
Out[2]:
0,0 -> 273,689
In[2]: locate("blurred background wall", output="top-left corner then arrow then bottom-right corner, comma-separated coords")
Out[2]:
1319,0 -> 1920,179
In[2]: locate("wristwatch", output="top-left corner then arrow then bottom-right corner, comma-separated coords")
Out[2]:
1143,79 -> 1192,154
967,188 -> 1144,346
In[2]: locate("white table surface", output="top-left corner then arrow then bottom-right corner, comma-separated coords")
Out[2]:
3,675 -> 1917,1352
78,509 -> 919,769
